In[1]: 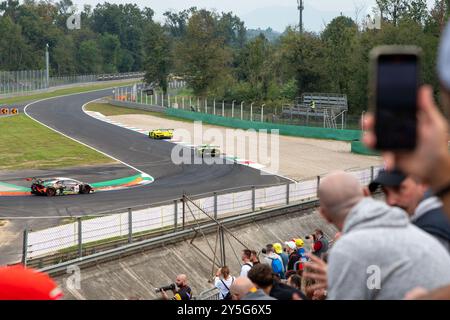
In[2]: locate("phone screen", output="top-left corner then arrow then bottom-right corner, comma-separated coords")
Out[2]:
375,54 -> 418,150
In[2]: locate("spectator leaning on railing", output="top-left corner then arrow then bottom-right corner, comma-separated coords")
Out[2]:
318,171 -> 450,299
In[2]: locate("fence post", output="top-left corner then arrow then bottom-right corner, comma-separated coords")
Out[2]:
222,101 -> 225,117
22,229 -> 28,266
232,100 -> 235,118
168,94 -> 171,108
286,183 -> 290,205
252,186 -> 256,212
241,102 -> 244,120
77,217 -> 82,258
370,166 -> 374,181
214,192 -> 218,220
316,176 -> 321,198
182,96 -> 185,109
161,92 -> 164,107
250,103 -> 254,121
174,200 -> 178,232
213,99 -> 216,115
128,208 -> 133,244
140,90 -> 143,104
220,227 -> 226,266
261,104 -> 265,122
205,98 -> 208,113
182,195 -> 186,230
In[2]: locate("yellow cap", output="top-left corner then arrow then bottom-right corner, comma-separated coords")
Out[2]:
273,243 -> 283,254
295,238 -> 304,247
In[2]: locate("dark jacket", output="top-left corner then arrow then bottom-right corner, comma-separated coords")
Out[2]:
412,196 -> 450,253
269,282 -> 307,300
287,251 -> 301,271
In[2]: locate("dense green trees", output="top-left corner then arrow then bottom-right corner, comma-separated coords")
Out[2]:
1,0 -> 449,114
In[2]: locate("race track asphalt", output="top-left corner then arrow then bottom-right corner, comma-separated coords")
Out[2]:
0,89 -> 288,217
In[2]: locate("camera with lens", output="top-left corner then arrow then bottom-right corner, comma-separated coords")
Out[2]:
305,234 -> 316,241
155,283 -> 176,293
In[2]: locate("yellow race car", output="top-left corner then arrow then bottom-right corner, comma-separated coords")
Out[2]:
149,129 -> 174,140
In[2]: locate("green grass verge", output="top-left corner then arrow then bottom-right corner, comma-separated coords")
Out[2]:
86,102 -> 194,123
0,80 -> 140,105
0,115 -> 114,170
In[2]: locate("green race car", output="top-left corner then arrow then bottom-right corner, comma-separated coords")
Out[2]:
196,145 -> 221,158
149,129 -> 174,140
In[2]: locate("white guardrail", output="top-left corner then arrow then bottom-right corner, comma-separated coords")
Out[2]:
26,167 -> 382,259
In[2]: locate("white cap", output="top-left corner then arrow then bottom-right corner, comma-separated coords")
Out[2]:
438,22 -> 450,90
284,241 -> 296,250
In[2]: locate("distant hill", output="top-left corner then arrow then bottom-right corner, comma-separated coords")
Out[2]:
241,5 -> 363,33
246,28 -> 282,42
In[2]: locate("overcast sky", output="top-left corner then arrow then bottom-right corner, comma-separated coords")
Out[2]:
72,0 -> 436,32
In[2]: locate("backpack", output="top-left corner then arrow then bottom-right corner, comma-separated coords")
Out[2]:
220,277 -> 234,300
270,257 -> 284,276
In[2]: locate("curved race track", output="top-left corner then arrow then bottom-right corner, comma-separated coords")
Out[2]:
0,89 -> 287,217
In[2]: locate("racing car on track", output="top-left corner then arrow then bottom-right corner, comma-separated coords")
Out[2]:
196,145 -> 221,158
149,129 -> 174,140
29,177 -> 94,196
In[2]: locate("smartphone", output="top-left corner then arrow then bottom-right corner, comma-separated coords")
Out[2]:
369,46 -> 422,151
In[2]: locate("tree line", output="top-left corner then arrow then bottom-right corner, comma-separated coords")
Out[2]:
0,0 -> 449,114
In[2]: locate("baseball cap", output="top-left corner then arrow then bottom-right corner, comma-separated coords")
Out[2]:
284,241 -> 296,250
438,22 -> 450,90
273,243 -> 283,254
368,169 -> 406,193
0,265 -> 63,300
294,238 -> 304,248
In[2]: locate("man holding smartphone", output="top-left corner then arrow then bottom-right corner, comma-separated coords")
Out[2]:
364,21 -> 450,299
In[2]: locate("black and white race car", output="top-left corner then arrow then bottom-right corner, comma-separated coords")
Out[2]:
30,177 -> 94,196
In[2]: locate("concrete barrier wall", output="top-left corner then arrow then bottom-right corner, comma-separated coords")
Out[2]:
55,205 -> 337,300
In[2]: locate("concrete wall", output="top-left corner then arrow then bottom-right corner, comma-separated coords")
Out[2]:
55,207 -> 336,300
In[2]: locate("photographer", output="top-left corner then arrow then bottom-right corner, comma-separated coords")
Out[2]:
159,274 -> 192,300
308,229 -> 329,258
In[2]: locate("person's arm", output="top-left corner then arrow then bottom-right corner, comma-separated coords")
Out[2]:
303,253 -> 328,292
160,290 -> 169,300
405,285 -> 450,300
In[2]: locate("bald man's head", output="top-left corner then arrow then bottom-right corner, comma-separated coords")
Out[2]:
230,277 -> 254,300
176,274 -> 188,287
318,171 -> 364,229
